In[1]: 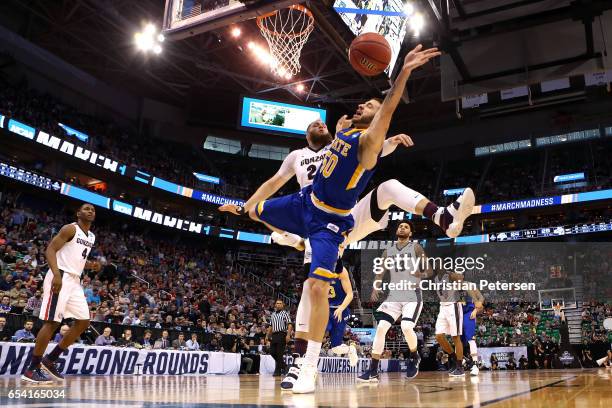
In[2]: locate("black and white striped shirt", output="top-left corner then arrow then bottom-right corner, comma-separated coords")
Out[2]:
270,310 -> 292,333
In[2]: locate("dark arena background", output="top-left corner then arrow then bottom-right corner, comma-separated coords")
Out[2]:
0,0 -> 611,407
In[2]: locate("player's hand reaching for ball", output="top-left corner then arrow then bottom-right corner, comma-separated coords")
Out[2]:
403,44 -> 441,73
388,134 -> 414,148
219,204 -> 245,215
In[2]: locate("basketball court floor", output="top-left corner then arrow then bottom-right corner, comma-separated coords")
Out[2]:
1,369 -> 610,407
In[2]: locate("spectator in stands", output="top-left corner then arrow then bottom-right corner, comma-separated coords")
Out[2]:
0,316 -> 10,341
154,330 -> 171,349
519,355 -> 529,370
95,327 -> 116,346
507,356 -> 517,370
0,295 -> 11,314
116,329 -> 135,347
140,330 -> 154,349
14,320 -> 35,341
0,274 -> 14,291
490,354 -> 499,370
53,324 -> 70,343
186,333 -> 200,351
172,333 -> 187,350
122,310 -> 139,326
581,349 -> 595,368
24,289 -> 42,316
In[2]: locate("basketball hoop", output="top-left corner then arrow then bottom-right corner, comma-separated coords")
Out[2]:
256,4 -> 314,79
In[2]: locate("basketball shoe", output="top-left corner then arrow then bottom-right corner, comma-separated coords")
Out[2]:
292,363 -> 318,394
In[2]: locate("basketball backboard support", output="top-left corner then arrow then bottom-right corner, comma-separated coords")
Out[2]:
162,0 -> 304,40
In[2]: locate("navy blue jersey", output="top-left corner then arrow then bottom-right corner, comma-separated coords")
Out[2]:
462,295 -> 475,314
329,276 -> 347,307
311,128 -> 376,214
329,260 -> 347,307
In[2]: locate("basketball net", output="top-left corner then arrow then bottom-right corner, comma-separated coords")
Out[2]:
257,4 -> 314,79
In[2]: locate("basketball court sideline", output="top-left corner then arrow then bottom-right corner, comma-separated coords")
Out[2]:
1,370 -> 611,407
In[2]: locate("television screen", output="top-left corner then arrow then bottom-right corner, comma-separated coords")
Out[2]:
239,97 -> 327,136
333,0 -> 410,76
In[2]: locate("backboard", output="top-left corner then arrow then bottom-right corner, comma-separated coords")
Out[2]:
162,0 -> 303,40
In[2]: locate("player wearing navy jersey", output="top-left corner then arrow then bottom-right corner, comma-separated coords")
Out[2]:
461,291 -> 484,376
22,203 -> 96,384
292,44 -> 442,394
326,261 -> 358,366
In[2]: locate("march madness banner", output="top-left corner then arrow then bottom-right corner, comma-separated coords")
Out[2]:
0,342 -> 240,376
478,346 -> 527,369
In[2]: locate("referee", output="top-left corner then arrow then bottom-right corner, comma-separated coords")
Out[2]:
267,299 -> 293,376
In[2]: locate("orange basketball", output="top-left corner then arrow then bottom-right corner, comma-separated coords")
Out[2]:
349,32 -> 392,76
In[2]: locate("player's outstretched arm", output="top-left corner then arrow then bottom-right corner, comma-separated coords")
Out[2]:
45,224 -> 76,293
381,134 -> 414,157
358,45 -> 440,169
218,151 -> 297,215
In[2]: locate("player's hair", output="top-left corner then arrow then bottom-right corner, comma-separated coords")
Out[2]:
397,220 -> 415,234
370,97 -> 383,105
78,202 -> 95,211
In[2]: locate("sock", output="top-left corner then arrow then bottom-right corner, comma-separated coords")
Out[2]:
370,357 -> 380,372
47,344 -> 66,362
304,340 -> 322,366
29,354 -> 42,370
376,180 -> 426,214
294,338 -> 308,357
423,201 -> 438,220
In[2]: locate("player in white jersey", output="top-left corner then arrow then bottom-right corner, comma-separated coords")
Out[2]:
22,203 -> 96,384
357,221 -> 430,383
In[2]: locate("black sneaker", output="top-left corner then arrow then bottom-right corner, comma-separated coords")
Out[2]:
21,368 -> 53,384
449,366 -> 465,377
356,370 -> 379,383
41,357 -> 64,380
405,354 -> 421,379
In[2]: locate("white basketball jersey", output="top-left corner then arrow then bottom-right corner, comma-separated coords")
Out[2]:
56,223 -> 95,276
290,146 -> 329,189
384,241 -> 420,302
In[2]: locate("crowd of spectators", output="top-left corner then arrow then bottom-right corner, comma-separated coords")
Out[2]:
0,191 -> 307,358
2,78 -> 611,208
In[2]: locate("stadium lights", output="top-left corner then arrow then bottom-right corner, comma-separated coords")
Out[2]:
409,13 -> 425,36
296,84 -> 305,92
403,2 -> 415,17
231,27 -> 242,38
248,42 -> 292,79
134,23 -> 164,54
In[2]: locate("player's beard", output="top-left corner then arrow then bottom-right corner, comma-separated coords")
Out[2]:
308,130 -> 332,148
396,232 -> 411,240
352,113 -> 374,128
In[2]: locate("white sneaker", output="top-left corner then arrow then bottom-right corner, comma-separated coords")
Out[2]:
271,231 -> 305,251
348,344 -> 358,367
470,364 -> 479,376
445,187 -> 475,238
292,363 -> 317,394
